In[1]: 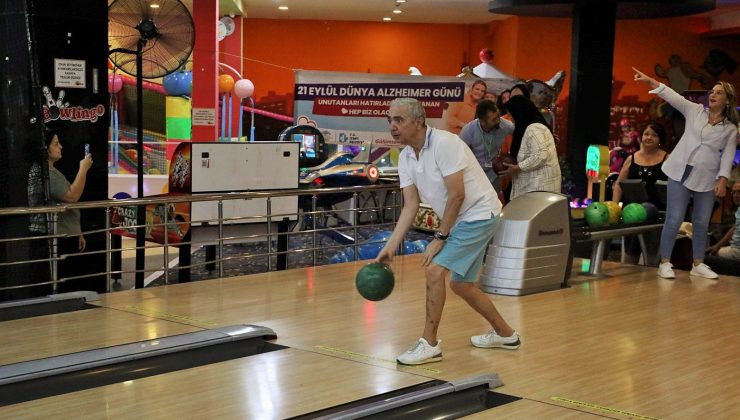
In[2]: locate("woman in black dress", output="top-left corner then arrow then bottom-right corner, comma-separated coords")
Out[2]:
612,122 -> 669,207
613,122 -> 669,265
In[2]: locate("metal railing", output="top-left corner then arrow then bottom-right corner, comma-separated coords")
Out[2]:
0,183 -> 405,294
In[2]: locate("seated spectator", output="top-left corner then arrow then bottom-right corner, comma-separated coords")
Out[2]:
706,181 -> 740,261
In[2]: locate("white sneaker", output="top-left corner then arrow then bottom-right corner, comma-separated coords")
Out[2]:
658,262 -> 675,279
690,263 -> 719,279
471,330 -> 521,349
396,338 -> 442,365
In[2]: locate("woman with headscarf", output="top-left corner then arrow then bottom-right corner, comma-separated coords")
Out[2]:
496,95 -> 561,200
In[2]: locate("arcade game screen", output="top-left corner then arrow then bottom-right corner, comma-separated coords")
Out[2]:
293,133 -> 317,158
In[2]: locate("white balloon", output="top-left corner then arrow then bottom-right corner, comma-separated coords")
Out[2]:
234,79 -> 255,98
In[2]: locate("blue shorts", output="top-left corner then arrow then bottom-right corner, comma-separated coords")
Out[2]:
432,216 -> 497,282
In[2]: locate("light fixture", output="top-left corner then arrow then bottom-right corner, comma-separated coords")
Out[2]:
149,3 -> 160,8
396,0 -> 406,3
393,8 -> 402,14
278,5 -> 288,10
383,17 -> 392,21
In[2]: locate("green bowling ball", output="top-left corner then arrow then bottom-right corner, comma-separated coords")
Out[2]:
355,262 -> 395,301
584,202 -> 610,227
622,203 -> 648,224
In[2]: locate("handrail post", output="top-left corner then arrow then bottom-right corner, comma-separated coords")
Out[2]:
312,194 -> 318,266
163,202 -> 170,285
51,216 -> 58,293
352,192 -> 359,261
218,200 -> 224,279
266,197 -> 272,271
105,207 -> 112,293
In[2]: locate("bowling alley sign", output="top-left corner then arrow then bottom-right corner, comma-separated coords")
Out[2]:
41,86 -> 105,124
294,70 -> 513,147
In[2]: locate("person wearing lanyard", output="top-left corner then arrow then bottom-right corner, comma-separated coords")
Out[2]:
633,67 -> 738,280
459,100 -> 515,194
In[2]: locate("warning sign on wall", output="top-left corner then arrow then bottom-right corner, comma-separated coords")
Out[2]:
54,58 -> 86,88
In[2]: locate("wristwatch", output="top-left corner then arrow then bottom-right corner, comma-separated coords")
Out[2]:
434,231 -> 449,241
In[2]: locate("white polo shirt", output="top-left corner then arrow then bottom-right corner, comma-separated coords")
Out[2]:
398,127 -> 502,226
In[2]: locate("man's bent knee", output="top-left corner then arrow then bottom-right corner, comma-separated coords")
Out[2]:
449,280 -> 475,296
425,263 -> 447,283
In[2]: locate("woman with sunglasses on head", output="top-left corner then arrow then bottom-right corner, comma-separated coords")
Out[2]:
633,67 -> 738,280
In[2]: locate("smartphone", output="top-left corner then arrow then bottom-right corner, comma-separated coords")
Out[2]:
84,143 -> 90,156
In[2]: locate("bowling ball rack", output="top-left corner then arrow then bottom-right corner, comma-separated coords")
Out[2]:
570,216 -> 664,275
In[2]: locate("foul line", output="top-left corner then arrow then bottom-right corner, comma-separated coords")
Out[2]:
124,305 -> 216,328
315,345 -> 441,374
551,396 -> 660,420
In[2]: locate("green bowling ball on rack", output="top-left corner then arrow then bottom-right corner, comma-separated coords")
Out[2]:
584,202 -> 610,227
622,203 -> 648,224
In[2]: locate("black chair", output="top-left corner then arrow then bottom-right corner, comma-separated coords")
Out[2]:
654,180 -> 668,208
618,179 -> 650,204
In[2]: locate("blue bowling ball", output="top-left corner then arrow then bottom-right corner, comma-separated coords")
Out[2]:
369,230 -> 393,243
642,202 -> 659,222
403,241 -> 418,255
412,239 -> 429,252
342,247 -> 356,261
329,251 -> 350,264
358,242 -> 384,260
112,192 -> 132,200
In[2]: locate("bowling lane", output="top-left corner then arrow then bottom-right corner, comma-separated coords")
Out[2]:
0,347 -> 430,419
0,306 -> 202,366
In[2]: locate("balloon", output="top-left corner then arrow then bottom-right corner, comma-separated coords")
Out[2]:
108,74 -> 123,94
163,71 -> 192,96
112,192 -> 131,200
234,79 -> 255,98
218,74 -> 235,93
479,48 -> 494,64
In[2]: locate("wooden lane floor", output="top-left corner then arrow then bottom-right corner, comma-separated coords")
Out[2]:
0,348 -> 430,419
0,306 -> 202,366
2,254 -> 740,418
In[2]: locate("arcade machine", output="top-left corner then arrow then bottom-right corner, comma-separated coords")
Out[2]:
278,125 -> 380,191
480,192 -> 571,296
279,125 -> 382,244
111,140 -> 299,283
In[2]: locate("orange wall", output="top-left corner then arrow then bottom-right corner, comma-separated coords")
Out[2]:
614,17 -> 740,99
242,15 -> 739,106
243,19 -> 490,99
